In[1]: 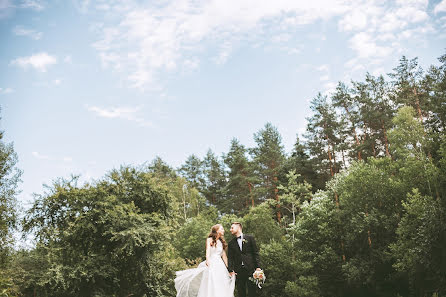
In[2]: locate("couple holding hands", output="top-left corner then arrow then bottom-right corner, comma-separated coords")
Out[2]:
175,222 -> 262,297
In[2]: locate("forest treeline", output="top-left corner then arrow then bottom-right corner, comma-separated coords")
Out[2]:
1,52 -> 446,297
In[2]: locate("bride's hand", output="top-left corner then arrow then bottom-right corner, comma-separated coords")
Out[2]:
206,260 -> 209,266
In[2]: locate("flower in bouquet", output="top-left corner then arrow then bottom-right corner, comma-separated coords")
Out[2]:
249,269 -> 266,289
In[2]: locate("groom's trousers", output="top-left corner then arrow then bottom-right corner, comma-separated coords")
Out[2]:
236,267 -> 257,297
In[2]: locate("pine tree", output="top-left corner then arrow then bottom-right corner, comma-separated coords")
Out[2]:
389,56 -> 425,122
178,154 -> 204,191
332,82 -> 363,161
223,138 -> 256,214
305,94 -> 340,180
251,123 -> 286,221
202,149 -> 227,207
281,136 -> 321,191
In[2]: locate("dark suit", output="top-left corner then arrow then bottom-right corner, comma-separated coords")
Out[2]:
228,234 -> 262,297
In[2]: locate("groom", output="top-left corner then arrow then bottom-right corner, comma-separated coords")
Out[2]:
228,222 -> 262,297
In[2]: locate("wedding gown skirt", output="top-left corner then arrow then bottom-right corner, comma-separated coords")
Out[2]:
175,241 -> 235,297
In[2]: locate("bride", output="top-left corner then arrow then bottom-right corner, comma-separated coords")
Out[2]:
175,224 -> 236,297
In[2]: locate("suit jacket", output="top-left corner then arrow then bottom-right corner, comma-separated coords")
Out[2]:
227,234 -> 262,274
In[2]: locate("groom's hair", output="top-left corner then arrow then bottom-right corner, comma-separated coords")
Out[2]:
232,222 -> 242,229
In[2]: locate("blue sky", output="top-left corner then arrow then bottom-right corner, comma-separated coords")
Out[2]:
1,0 -> 445,206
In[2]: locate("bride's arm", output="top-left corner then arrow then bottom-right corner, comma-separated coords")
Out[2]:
205,238 -> 212,266
221,249 -> 228,268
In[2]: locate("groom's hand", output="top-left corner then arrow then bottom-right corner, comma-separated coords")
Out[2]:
229,271 -> 236,277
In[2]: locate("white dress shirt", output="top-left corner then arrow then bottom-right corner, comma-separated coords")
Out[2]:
237,233 -> 243,251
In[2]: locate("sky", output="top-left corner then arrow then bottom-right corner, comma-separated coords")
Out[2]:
0,0 -> 445,207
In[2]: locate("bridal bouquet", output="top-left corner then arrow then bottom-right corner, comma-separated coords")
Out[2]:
250,269 -> 266,289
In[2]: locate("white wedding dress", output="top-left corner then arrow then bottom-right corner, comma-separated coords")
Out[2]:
175,240 -> 236,297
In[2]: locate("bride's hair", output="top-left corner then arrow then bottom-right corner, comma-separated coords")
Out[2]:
208,224 -> 228,250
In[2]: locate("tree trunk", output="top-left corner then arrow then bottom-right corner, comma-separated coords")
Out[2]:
324,122 -> 335,177
274,176 -> 281,222
413,87 -> 423,122
366,208 -> 372,248
332,144 -> 337,174
381,120 -> 391,158
248,182 -> 254,207
342,102 -> 362,160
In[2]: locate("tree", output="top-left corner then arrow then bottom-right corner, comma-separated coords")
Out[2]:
251,123 -> 286,220
174,208 -> 218,262
201,150 -> 227,208
305,94 -> 340,181
223,138 -> 256,214
277,170 -> 312,226
148,156 -> 177,179
389,56 -> 425,122
0,117 -> 22,269
332,82 -> 363,161
288,191 -> 345,296
22,166 -> 185,297
281,136 -> 321,191
391,189 -> 446,295
178,154 -> 205,191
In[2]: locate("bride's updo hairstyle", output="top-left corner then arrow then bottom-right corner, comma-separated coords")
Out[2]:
208,224 -> 228,250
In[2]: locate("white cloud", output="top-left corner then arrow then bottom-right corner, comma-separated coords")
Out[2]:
214,41 -> 233,65
272,33 -> 292,43
338,11 -> 367,31
20,0 -> 44,11
0,87 -> 14,94
13,25 -> 43,40
435,0 -> 446,14
86,105 -> 153,127
32,151 -> 50,160
32,151 -> 73,162
336,0 -> 434,73
316,64 -> 329,72
53,79 -> 61,85
395,6 -> 427,22
11,52 -> 57,72
349,32 -> 392,59
73,0 -> 91,13
90,0 -> 350,89
344,58 -> 365,72
320,75 -> 329,81
280,46 -> 302,55
85,0 -> 437,90
316,64 -> 330,80
183,58 -> 200,70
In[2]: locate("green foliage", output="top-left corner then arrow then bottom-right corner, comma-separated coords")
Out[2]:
251,123 -> 286,203
290,191 -> 345,296
21,166 -> 185,297
0,129 -> 22,268
278,170 -> 312,226
260,239 -> 295,297
223,138 -> 256,214
243,203 -> 283,246
284,276 -> 321,297
202,150 -> 227,208
174,208 -> 218,261
391,189 -> 446,294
